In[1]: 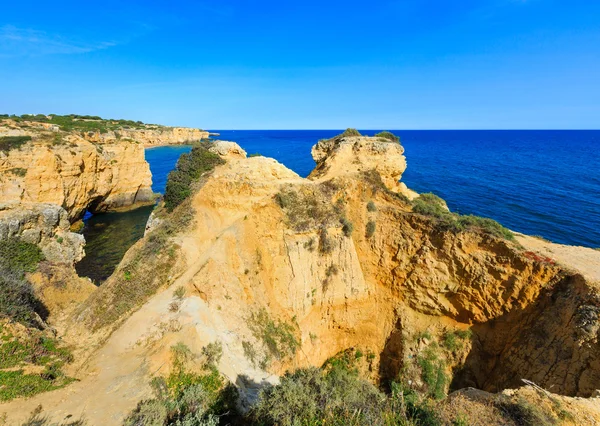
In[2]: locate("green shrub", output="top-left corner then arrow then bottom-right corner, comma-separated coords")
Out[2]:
340,128 -> 361,137
201,342 -> 223,368
366,221 -> 376,238
163,143 -> 225,211
417,346 -> 448,400
253,365 -> 390,426
0,240 -> 46,325
367,200 -> 377,212
318,228 -> 334,254
125,342 -> 236,426
0,239 -> 44,274
248,309 -> 299,361
374,131 -> 400,143
0,135 -> 32,152
340,217 -> 354,237
248,153 -> 263,157
456,215 -> 514,240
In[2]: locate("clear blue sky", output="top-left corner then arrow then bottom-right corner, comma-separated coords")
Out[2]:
1,0 -> 599,129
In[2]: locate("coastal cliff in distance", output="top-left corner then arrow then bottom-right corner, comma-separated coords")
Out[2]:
0,114 -> 208,219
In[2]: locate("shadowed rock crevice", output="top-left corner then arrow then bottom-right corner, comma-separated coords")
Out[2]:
451,273 -> 600,397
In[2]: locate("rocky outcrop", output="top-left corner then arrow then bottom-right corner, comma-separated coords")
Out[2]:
309,134 -> 418,198
208,140 -> 247,159
0,203 -> 84,264
82,127 -> 209,146
0,139 -> 154,220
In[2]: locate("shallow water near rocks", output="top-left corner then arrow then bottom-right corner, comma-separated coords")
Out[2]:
75,145 -> 192,284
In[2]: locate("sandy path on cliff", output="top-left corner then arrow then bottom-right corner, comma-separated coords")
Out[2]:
516,233 -> 600,283
0,226 -> 276,425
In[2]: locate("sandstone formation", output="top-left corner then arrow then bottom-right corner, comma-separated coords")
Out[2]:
310,133 -> 418,199
1,136 -> 599,424
0,137 -> 155,220
81,126 -> 209,146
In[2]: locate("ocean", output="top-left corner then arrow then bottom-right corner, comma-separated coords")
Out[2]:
76,130 -> 600,284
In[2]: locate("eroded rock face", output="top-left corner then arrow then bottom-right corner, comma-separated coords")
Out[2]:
82,127 -> 209,146
0,139 -> 154,220
0,203 -> 84,264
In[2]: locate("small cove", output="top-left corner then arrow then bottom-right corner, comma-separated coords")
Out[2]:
75,145 -> 191,284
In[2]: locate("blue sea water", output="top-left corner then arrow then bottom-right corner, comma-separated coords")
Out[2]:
213,130 -> 600,248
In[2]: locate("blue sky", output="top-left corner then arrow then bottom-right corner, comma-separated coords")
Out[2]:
1,0 -> 599,129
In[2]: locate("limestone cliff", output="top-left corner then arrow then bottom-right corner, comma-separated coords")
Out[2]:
2,137 -> 600,424
81,126 -> 209,146
0,137 -> 154,220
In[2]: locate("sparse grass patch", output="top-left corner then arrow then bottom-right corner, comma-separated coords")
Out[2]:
247,309 -> 299,361
0,135 -> 32,152
275,185 -> 339,232
0,327 -> 74,401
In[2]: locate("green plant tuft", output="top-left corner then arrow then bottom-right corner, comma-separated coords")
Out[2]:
374,131 -> 400,143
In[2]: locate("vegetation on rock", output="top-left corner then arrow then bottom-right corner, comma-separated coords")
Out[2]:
247,309 -> 299,363
0,240 -> 45,325
124,342 -> 237,426
164,143 -> 225,212
0,324 -> 75,401
0,135 -> 32,153
412,192 -> 514,240
374,131 -> 401,143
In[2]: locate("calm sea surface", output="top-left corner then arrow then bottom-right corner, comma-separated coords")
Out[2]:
77,130 -> 600,283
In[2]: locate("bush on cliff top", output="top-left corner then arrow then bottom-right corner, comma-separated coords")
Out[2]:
374,131 -> 400,143
340,128 -> 361,137
0,135 -> 32,152
164,143 -> 225,212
